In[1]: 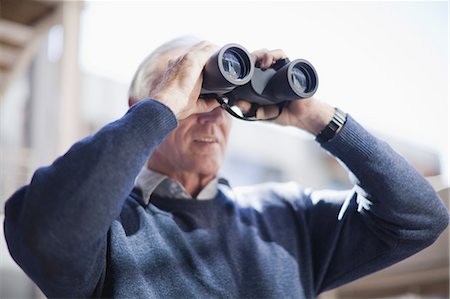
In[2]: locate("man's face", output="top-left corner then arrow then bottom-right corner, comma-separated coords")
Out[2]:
151,107 -> 232,176
147,49 -> 233,177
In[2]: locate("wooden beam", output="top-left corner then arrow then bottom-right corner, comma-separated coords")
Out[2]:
0,0 -> 57,26
0,19 -> 34,47
57,1 -> 83,152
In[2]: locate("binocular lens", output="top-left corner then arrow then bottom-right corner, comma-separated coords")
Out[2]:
201,44 -> 254,96
291,66 -> 308,93
222,49 -> 246,80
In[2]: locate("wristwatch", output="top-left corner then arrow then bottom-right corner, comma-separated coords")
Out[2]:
315,107 -> 346,143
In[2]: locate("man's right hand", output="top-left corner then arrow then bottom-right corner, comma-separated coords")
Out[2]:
150,41 -> 220,120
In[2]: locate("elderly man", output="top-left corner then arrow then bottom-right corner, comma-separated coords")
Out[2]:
4,38 -> 449,298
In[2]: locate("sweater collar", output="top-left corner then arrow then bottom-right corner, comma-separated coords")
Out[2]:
134,166 -> 219,205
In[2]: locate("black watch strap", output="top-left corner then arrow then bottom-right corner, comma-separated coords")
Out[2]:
315,107 -> 347,143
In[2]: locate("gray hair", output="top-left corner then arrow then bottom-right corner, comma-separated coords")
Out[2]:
128,36 -> 202,101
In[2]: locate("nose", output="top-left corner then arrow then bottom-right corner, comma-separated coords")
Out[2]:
197,107 -> 226,125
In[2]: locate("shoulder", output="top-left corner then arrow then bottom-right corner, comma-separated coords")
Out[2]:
230,181 -> 309,211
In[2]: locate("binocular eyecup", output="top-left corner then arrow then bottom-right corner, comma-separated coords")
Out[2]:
201,43 -> 318,107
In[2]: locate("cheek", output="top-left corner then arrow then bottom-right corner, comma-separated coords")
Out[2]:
157,139 -> 176,159
220,119 -> 233,147
173,129 -> 192,155
160,130 -> 184,155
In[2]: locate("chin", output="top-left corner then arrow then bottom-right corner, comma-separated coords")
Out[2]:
198,166 -> 220,177
193,160 -> 221,176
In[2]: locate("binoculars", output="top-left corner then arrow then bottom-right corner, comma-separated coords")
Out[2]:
201,44 -> 318,107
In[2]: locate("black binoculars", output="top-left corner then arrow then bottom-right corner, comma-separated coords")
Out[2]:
200,44 -> 318,119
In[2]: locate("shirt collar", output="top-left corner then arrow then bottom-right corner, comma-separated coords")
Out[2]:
134,166 -> 219,205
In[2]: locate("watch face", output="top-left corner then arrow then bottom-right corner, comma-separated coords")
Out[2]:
334,108 -> 347,125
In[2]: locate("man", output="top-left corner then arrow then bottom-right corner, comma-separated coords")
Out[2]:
4,38 -> 449,298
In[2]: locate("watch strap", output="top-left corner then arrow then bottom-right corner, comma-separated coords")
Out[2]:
315,107 -> 346,143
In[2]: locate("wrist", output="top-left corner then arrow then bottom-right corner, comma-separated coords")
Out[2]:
294,101 -> 336,135
315,107 -> 347,143
152,92 -> 186,119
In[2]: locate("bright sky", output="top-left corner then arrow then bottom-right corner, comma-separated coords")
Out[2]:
80,1 -> 449,182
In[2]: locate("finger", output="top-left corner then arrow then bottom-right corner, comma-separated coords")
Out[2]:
260,52 -> 273,69
251,48 -> 268,63
256,105 -> 279,120
167,41 -> 217,82
166,41 -> 218,93
232,100 -> 252,114
252,49 -> 287,69
167,57 -> 181,69
183,41 -> 219,69
267,49 -> 287,61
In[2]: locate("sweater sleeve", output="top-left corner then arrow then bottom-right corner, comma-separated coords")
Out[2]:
3,99 -> 177,298
304,115 -> 449,295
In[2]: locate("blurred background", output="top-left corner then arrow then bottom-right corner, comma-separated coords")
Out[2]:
0,0 -> 448,298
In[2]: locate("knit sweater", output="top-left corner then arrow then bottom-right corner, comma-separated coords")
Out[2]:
4,99 -> 449,298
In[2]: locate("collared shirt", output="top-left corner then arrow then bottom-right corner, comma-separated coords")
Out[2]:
134,167 -> 219,205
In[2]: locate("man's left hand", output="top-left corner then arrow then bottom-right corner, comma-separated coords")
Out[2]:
234,49 -> 335,136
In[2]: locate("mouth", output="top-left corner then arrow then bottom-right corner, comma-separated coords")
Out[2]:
194,137 -> 219,144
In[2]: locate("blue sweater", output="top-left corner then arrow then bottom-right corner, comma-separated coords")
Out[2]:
4,99 -> 449,298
